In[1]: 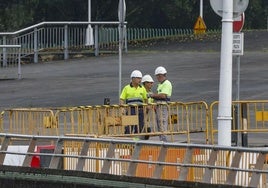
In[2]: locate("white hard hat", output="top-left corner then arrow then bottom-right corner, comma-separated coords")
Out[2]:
130,70 -> 142,78
141,74 -> 154,83
155,66 -> 167,75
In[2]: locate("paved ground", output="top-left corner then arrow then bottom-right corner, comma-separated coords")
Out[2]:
0,30 -> 267,145
1,31 -> 267,110
1,51 -> 267,109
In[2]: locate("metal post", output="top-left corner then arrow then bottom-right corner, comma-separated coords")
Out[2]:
2,36 -> 7,67
235,55 -> 241,146
118,24 -> 123,102
64,25 -> 69,60
118,0 -> 126,102
235,56 -> 240,102
86,0 -> 94,46
200,0 -> 203,18
18,47 -> 22,80
94,25 -> 99,56
217,0 -> 233,146
88,0 -> 91,25
124,25 -> 128,53
34,28 -> 38,63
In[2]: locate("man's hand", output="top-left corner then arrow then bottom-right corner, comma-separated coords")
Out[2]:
147,92 -> 153,98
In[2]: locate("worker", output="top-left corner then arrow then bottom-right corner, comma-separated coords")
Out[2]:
141,74 -> 154,140
141,74 -> 154,103
120,70 -> 147,135
148,66 -> 172,142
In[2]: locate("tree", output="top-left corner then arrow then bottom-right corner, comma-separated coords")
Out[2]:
0,0 -> 267,31
0,1 -> 36,31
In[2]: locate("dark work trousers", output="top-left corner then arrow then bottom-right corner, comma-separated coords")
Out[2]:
125,106 -> 144,134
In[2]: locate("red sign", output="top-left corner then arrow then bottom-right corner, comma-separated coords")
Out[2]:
233,13 -> 245,32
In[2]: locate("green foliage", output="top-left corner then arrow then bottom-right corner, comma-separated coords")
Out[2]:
0,0 -> 267,31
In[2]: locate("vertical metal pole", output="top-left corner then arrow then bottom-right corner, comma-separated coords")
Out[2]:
232,55 -> 241,146
236,57 -> 241,102
18,47 -> 22,80
200,0 -> 203,18
119,25 -> 123,102
64,25 -> 69,60
3,36 -> 7,67
34,28 -> 38,63
217,0 -> 233,146
118,0 -> 126,102
88,0 -> 91,24
94,25 -> 99,56
124,25 -> 128,53
235,55 -> 241,146
86,0 -> 94,46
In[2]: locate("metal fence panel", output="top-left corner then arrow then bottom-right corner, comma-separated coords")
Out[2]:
0,45 -> 21,80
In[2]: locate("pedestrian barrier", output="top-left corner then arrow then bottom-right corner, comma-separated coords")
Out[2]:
0,101 -> 209,143
0,108 -> 57,136
54,106 -> 97,136
210,100 -> 268,145
0,133 -> 267,187
2,100 -> 268,146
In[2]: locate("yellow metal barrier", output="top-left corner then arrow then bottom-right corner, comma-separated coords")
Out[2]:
210,100 -> 268,144
1,108 -> 57,135
184,101 -> 209,144
0,101 -> 210,143
101,102 -> 209,143
104,104 -> 141,136
54,106 -> 97,136
4,100 -> 268,146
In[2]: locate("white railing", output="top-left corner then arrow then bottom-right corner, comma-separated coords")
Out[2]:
0,45 -> 22,80
0,133 -> 267,187
0,21 -> 127,63
0,22 -> 220,64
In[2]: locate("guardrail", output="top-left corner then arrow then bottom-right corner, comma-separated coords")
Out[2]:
0,45 -> 22,80
0,133 -> 267,187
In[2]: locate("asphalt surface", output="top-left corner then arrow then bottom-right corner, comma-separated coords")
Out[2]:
0,30 -> 268,145
1,32 -> 268,110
